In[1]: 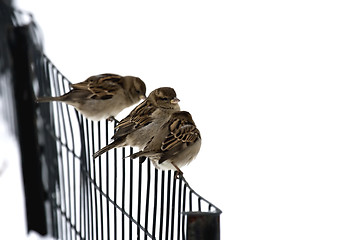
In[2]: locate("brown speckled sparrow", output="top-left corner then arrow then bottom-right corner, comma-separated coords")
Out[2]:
36,73 -> 146,121
93,87 -> 180,158
128,111 -> 201,177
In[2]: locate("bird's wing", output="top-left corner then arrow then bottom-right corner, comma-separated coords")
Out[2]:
159,122 -> 200,164
112,100 -> 155,139
70,74 -> 124,100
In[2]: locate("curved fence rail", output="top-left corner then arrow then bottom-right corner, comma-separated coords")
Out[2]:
1,4 -> 221,240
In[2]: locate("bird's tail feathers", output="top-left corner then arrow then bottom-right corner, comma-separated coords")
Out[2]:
127,151 -> 145,160
93,141 -> 119,159
127,151 -> 149,163
36,96 -> 62,103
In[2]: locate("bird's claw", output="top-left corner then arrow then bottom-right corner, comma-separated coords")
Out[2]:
174,170 -> 183,179
107,116 -> 116,122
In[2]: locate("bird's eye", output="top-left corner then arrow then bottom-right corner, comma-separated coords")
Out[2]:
160,97 -> 168,101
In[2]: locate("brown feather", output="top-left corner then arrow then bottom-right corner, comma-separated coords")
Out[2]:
161,123 -> 200,152
113,99 -> 156,138
71,74 -> 125,100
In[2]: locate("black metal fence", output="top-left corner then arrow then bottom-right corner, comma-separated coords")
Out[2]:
1,3 -> 221,240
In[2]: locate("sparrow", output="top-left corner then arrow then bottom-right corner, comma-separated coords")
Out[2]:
128,111 -> 201,177
36,73 -> 146,121
93,87 -> 181,158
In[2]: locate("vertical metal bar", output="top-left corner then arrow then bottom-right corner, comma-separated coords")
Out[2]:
182,184 -> 187,240
82,164 -> 86,240
84,161 -> 89,240
78,115 -> 88,240
79,167 -> 84,239
98,121 -> 104,240
105,120 -> 110,239
137,157 -> 143,240
113,121 -> 118,240
85,119 -> 94,240
177,177 -> 183,240
79,116 -> 85,240
152,169 -> 159,237
170,171 -> 177,240
165,170 -> 172,240
121,147 -> 126,240
65,125 -> 72,239
189,190 -> 192,212
143,159 -> 151,240
158,170 -> 165,240
198,197 -> 202,212
91,121 -> 99,240
129,147 -> 134,240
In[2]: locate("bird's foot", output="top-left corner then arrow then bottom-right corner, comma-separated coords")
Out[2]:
107,116 -> 116,122
174,170 -> 183,179
171,162 -> 183,179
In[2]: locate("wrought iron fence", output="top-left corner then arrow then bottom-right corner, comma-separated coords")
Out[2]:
1,3 -> 221,240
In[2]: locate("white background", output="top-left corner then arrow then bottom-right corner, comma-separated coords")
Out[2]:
3,0 -> 360,239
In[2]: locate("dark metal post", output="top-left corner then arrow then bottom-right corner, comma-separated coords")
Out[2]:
8,24 -> 47,235
184,212 -> 221,240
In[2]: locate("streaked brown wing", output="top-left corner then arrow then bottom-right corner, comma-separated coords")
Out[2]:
158,123 -> 200,164
71,74 -> 124,100
161,124 -> 200,152
112,100 -> 155,139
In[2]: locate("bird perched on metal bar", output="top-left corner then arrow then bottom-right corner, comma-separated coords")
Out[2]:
93,87 -> 181,159
128,111 -> 201,178
36,73 -> 146,121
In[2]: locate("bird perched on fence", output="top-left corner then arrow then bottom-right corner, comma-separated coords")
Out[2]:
93,87 -> 181,159
36,73 -> 146,121
128,111 -> 201,178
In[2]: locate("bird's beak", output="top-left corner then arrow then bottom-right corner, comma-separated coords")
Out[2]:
140,95 -> 146,100
171,97 -> 180,104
